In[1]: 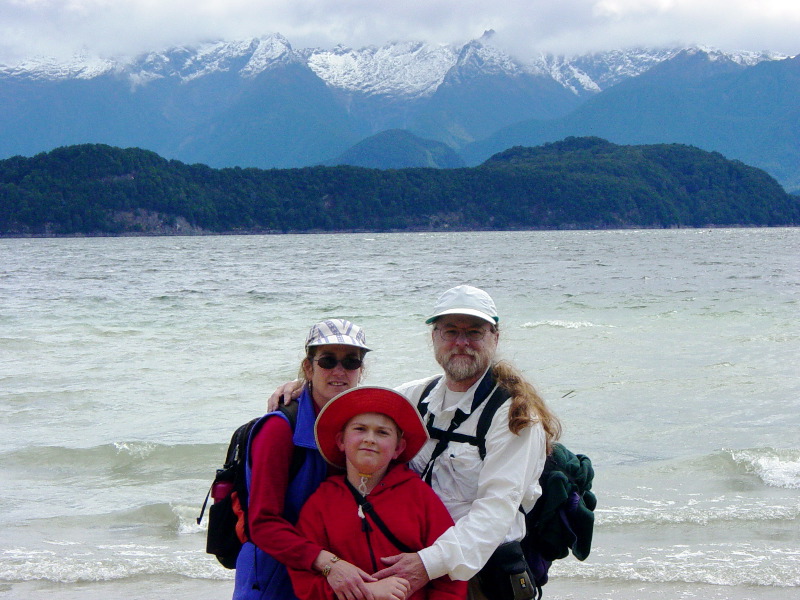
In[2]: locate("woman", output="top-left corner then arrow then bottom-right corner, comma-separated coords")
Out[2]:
234,319 -> 405,600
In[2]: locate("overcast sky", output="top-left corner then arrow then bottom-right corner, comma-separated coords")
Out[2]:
1,0 -> 798,65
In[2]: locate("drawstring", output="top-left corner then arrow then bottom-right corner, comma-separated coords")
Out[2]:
251,544 -> 260,590
361,513 -> 379,572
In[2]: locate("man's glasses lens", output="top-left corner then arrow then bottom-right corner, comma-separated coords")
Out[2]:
315,356 -> 363,370
437,328 -> 488,342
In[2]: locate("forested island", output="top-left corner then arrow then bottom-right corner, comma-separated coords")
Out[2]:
1,137 -> 798,236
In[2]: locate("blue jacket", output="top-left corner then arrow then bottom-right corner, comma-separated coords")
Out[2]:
233,389 -> 328,600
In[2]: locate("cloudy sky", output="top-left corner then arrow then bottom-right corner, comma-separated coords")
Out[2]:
1,0 -> 798,64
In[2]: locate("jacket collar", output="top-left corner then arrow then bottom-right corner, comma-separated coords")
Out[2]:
333,462 -> 417,495
293,386 -> 320,450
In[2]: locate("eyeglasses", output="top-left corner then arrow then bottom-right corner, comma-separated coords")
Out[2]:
314,355 -> 364,370
435,327 -> 492,342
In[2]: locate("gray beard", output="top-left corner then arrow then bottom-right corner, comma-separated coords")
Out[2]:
439,351 -> 484,382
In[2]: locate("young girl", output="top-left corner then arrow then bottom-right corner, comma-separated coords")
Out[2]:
288,386 -> 467,600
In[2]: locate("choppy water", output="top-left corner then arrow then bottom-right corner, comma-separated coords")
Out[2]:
1,229 -> 798,599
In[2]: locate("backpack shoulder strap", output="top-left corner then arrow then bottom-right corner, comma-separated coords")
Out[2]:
420,405 -> 472,484
246,402 -> 300,461
419,370 -> 511,483
416,375 -> 442,419
228,416 -> 262,467
473,384 -> 512,460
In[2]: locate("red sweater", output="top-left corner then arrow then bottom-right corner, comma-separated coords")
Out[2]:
288,463 -> 467,600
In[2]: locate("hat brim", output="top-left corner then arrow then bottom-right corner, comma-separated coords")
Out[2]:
425,307 -> 499,324
315,387 -> 428,467
306,337 -> 371,352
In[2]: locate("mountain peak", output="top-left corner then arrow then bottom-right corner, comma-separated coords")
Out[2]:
640,47 -> 745,82
129,34 -> 297,82
446,34 -> 529,83
306,40 -> 458,98
321,129 -> 465,168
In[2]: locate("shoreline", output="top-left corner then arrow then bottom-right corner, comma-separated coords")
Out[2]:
1,223 -> 792,240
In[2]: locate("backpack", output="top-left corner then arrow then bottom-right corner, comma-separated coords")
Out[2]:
417,375 -> 596,599
197,402 -> 302,569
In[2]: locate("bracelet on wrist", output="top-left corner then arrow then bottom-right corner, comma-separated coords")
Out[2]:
321,555 -> 340,577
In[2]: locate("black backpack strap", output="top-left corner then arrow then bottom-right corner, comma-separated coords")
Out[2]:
344,479 -> 413,553
473,384 -> 512,459
419,369 -> 511,481
416,375 -> 442,419
416,375 -> 452,485
420,407 -> 471,484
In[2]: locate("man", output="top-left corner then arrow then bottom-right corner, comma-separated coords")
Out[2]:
375,285 -> 560,600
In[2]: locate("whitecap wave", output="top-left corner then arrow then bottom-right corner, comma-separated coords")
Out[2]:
113,441 -> 158,458
550,541 -> 800,587
0,544 -> 232,583
728,448 -> 800,489
521,320 -> 603,329
598,500 -> 800,526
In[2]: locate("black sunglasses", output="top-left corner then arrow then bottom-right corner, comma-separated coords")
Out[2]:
314,355 -> 363,370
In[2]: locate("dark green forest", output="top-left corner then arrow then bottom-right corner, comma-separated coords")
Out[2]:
1,137 -> 798,236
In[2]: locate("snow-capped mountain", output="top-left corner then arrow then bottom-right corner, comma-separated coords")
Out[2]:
3,52 -> 117,81
131,35 -> 302,84
4,32 -> 783,96
0,33 -> 796,189
534,48 -> 684,94
305,41 -> 458,98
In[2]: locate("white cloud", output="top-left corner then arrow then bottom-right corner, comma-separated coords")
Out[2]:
0,0 -> 797,64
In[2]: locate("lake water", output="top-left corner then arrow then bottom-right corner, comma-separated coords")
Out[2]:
1,228 -> 798,600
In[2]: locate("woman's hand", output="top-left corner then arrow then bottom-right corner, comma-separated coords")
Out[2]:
267,379 -> 303,412
364,576 -> 411,600
326,558 -> 378,600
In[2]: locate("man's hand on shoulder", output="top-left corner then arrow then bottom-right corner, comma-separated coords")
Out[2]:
266,380 -> 303,412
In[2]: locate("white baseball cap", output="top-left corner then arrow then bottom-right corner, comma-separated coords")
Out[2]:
305,319 -> 370,352
425,285 -> 499,324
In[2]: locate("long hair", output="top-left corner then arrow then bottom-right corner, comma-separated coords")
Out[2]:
491,360 -> 562,454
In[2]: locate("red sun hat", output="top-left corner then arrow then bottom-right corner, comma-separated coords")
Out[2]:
315,386 -> 429,467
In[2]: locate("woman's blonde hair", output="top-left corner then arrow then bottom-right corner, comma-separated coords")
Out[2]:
492,360 -> 562,453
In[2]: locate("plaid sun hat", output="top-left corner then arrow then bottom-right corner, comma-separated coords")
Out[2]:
305,319 -> 370,352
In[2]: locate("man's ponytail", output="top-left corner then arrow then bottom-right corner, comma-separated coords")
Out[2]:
492,361 -> 562,453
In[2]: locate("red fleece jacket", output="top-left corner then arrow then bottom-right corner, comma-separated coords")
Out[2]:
288,463 -> 466,600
